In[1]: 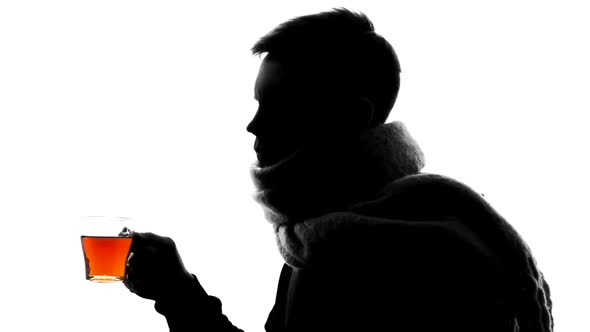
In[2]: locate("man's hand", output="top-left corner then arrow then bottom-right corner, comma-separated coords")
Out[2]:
123,231 -> 195,301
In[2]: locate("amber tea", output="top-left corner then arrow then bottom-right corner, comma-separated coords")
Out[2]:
81,236 -> 133,282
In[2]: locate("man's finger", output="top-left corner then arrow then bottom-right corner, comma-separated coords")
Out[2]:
131,231 -> 164,247
128,245 -> 159,276
129,232 -> 153,254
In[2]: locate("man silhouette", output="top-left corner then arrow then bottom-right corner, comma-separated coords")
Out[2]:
124,8 -> 553,332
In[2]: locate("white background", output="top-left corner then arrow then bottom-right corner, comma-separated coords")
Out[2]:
0,1 -> 587,331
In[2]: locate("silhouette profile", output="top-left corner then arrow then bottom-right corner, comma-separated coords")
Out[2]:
124,8 -> 553,332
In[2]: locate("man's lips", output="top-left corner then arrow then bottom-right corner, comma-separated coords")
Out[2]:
254,139 -> 273,158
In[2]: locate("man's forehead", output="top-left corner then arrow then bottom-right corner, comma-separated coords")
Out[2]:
254,56 -> 291,100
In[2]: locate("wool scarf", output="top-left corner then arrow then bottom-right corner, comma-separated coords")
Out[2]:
250,121 -> 425,266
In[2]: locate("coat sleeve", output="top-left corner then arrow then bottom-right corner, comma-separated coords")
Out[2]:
153,274 -> 245,332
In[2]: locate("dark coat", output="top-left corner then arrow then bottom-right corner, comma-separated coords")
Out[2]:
154,173 -> 552,332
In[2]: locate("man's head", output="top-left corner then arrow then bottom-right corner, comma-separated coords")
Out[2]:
247,8 -> 401,166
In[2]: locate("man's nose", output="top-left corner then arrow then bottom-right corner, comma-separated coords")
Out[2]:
246,111 -> 263,136
246,119 -> 256,135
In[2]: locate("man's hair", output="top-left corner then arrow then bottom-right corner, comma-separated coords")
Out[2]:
251,8 -> 401,126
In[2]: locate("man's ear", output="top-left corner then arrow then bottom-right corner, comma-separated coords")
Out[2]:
356,97 -> 374,129
322,95 -> 374,137
339,97 -> 374,132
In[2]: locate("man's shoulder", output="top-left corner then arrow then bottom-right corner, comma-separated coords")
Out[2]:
378,172 -> 485,206
351,172 -> 497,227
301,172 -> 507,274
